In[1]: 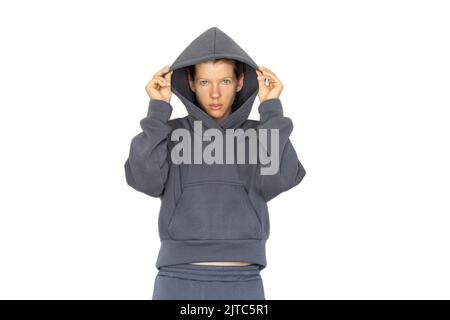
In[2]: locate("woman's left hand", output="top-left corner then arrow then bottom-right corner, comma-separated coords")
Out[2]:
256,66 -> 284,103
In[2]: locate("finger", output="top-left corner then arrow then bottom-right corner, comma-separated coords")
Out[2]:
156,76 -> 170,86
256,70 -> 266,82
154,65 -> 171,77
256,76 -> 271,87
148,78 -> 159,88
259,65 -> 273,73
261,68 -> 278,81
256,69 -> 263,78
261,71 -> 280,86
257,69 -> 274,86
149,77 -> 168,88
164,70 -> 173,82
259,72 -> 276,84
259,65 -> 278,79
256,69 -> 268,78
153,75 -> 166,84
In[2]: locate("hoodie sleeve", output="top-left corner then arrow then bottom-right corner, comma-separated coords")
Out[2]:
255,98 -> 306,202
124,99 -> 173,198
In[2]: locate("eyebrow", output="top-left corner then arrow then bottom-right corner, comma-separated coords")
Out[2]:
197,77 -> 233,80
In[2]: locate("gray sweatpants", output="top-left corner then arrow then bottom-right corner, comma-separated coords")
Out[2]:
152,263 -> 265,300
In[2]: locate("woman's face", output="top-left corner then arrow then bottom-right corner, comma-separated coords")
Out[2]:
188,60 -> 244,123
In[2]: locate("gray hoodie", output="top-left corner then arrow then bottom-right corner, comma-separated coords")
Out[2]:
124,27 -> 306,270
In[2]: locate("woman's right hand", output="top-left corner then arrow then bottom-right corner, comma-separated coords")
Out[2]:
145,65 -> 173,103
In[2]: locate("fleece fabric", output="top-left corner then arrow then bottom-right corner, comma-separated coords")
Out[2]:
124,26 -> 306,270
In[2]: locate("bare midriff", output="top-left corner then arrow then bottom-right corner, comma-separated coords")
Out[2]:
189,261 -> 255,266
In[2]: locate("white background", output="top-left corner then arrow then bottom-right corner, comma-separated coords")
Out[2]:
1,0 -> 449,299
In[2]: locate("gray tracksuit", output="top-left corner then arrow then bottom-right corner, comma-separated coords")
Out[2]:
124,26 -> 306,271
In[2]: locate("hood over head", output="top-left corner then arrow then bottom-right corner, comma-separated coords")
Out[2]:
169,27 -> 259,133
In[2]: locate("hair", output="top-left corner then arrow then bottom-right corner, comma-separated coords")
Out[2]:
187,58 -> 244,81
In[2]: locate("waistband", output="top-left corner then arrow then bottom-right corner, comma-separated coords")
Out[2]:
155,239 -> 267,271
157,263 -> 262,282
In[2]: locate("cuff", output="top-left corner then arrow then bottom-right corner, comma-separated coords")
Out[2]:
147,99 -> 173,121
258,98 -> 284,118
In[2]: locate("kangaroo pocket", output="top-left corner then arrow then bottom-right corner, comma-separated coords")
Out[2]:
167,181 -> 262,240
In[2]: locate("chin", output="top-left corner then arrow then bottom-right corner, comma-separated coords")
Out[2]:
209,110 -> 223,116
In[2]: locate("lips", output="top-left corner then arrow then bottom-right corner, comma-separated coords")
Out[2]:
209,104 -> 223,110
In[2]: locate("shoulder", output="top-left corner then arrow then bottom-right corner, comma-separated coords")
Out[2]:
240,119 -> 260,129
168,116 -> 190,131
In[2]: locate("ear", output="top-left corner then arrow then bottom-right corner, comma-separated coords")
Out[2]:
236,73 -> 244,92
188,71 -> 196,92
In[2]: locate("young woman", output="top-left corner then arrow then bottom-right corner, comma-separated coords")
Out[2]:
124,27 -> 306,300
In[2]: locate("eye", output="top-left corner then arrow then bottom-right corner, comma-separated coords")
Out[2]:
222,79 -> 232,84
199,80 -> 208,86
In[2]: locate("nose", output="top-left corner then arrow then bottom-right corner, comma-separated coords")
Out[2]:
210,83 -> 221,98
